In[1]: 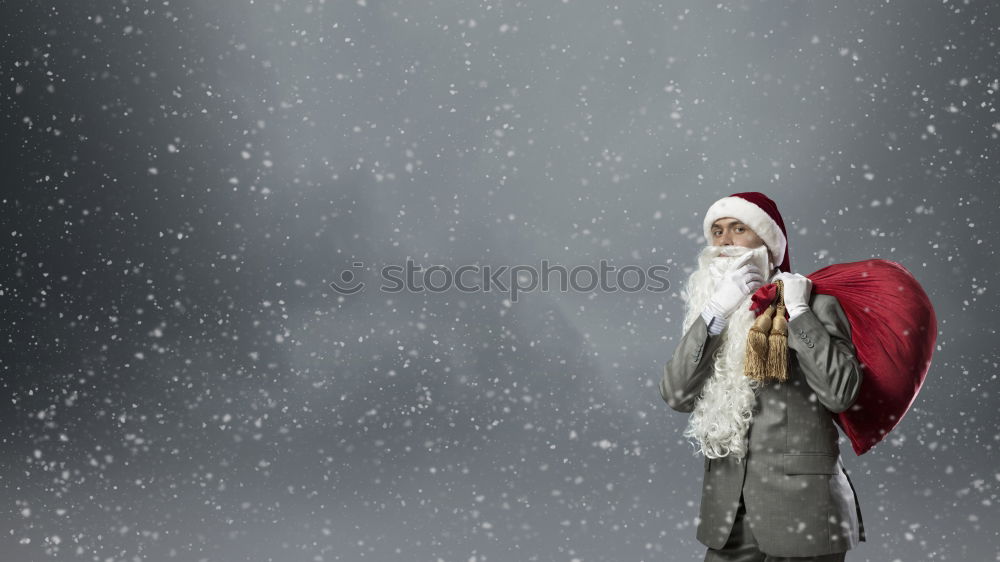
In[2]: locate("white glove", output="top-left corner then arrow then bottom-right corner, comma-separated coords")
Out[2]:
776,272 -> 812,321
703,253 -> 765,320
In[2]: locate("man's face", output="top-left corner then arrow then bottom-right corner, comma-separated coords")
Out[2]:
710,217 -> 765,255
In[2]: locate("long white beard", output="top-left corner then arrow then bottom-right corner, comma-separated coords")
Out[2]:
679,244 -> 778,461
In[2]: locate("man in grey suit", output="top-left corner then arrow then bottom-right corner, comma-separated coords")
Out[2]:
659,192 -> 866,561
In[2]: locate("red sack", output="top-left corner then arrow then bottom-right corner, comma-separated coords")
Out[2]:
753,259 -> 937,455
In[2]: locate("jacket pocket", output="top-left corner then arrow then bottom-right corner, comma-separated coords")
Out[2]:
783,452 -> 838,475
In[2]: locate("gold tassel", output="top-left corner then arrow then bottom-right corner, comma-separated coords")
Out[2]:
766,281 -> 789,382
744,279 -> 791,383
744,303 -> 774,382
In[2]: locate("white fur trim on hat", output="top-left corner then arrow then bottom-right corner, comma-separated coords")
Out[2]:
703,196 -> 787,270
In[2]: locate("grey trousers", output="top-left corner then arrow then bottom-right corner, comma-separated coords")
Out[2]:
704,493 -> 848,562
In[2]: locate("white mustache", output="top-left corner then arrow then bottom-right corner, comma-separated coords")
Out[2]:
697,244 -> 773,285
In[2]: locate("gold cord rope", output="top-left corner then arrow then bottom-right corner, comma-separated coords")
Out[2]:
744,279 -> 789,383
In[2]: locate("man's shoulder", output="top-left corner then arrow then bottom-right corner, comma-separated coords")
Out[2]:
810,292 -> 840,309
808,292 -> 850,325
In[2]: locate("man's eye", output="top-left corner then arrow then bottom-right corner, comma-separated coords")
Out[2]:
735,227 -> 744,233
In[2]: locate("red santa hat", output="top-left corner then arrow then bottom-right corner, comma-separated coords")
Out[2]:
702,192 -> 790,273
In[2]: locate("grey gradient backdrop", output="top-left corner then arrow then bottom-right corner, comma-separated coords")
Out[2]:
2,1 -> 998,560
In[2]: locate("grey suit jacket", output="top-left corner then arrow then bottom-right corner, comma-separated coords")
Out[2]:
660,293 -> 866,557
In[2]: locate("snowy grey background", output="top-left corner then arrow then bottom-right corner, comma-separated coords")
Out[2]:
2,0 -> 998,560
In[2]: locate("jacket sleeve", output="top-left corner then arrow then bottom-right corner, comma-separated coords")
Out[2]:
660,314 -> 727,413
787,294 -> 863,414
